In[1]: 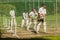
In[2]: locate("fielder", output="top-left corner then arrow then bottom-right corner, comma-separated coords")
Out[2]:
36,4 -> 46,33
9,8 -> 17,32
27,8 -> 37,31
21,10 -> 29,28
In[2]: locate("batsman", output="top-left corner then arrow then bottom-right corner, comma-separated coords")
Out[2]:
36,3 -> 46,33
21,10 -> 29,28
9,8 -> 17,32
27,8 -> 37,31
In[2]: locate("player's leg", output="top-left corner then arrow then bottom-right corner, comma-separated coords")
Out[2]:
27,20 -> 32,31
8,17 -> 13,32
36,22 -> 41,33
26,19 -> 29,27
21,19 -> 25,28
34,20 -> 37,31
11,18 -> 13,30
43,21 -> 46,32
14,18 -> 17,27
13,18 -> 17,35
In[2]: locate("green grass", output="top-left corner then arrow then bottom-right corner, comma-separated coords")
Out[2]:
43,36 -> 60,40
19,36 -> 60,40
0,36 -> 60,40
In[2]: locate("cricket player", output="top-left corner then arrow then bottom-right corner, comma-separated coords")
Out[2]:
27,8 -> 37,31
21,10 -> 29,28
9,8 -> 17,32
25,12 -> 29,27
36,4 -> 46,33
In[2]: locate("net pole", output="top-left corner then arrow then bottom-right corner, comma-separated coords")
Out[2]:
56,0 -> 57,31
43,0 -> 45,3
54,2 -> 55,17
29,0 -> 31,12
33,0 -> 34,8
38,0 -> 39,9
52,1 -> 55,30
25,0 -> 27,10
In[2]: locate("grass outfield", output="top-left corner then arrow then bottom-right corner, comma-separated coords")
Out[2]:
0,14 -> 60,39
20,36 -> 60,40
0,36 -> 60,40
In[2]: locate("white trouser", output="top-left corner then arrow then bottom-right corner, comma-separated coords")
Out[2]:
27,20 -> 32,31
36,22 -> 46,33
36,22 -> 41,33
11,17 -> 17,30
34,20 -> 37,31
21,19 -> 25,28
26,19 -> 29,27
27,19 -> 37,31
43,22 -> 46,32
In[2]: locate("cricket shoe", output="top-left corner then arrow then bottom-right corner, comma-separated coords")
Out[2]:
44,31 -> 47,34
36,31 -> 39,34
12,33 -> 19,38
27,29 -> 31,32
7,30 -> 13,33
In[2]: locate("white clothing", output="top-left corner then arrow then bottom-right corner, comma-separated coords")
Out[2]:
10,10 -> 15,18
38,7 -> 46,19
29,11 -> 37,18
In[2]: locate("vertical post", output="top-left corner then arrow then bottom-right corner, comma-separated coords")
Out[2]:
3,15 -> 7,27
8,18 -> 10,29
25,0 -> 27,10
53,1 -> 56,30
6,18 -> 7,27
56,0 -> 57,31
43,0 -> 45,3
29,0 -> 31,12
38,0 -> 40,9
54,2 -> 55,17
33,0 -> 34,8
3,15 -> 5,27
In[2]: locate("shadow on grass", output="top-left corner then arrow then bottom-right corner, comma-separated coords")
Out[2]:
0,37 -> 50,40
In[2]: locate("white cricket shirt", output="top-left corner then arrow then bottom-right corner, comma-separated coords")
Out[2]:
10,10 -> 15,18
29,11 -> 37,18
38,7 -> 46,14
38,7 -> 46,18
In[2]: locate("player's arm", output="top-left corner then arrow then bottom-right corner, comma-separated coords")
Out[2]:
38,13 -> 40,17
35,12 -> 38,16
38,8 -> 41,17
29,12 -> 32,18
9,11 -> 11,15
44,9 -> 46,16
44,13 -> 46,16
9,11 -> 13,17
23,13 -> 25,19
